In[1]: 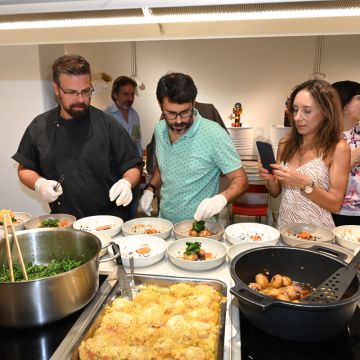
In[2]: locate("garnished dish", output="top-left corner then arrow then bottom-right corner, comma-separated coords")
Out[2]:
79,283 -> 225,360
0,209 -> 21,225
248,273 -> 313,303
182,241 -> 215,261
0,259 -> 84,282
188,220 -> 213,237
128,223 -> 164,234
40,217 -> 70,228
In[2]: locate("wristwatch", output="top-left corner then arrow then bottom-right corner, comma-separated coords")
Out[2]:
301,180 -> 315,194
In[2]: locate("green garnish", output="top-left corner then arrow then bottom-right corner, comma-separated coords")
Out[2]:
41,218 -> 60,227
191,220 -> 205,233
184,241 -> 202,255
0,217 -> 16,226
0,259 -> 84,282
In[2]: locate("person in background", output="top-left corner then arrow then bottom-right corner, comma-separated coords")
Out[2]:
259,79 -> 350,229
105,76 -> 143,157
140,72 -> 248,224
12,54 -> 142,221
331,80 -> 360,226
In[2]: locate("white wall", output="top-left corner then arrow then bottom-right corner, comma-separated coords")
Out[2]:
2,34 -> 360,216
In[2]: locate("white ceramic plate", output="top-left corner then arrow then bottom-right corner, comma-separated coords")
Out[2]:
0,211 -> 32,232
225,222 -> 280,246
227,242 -> 272,262
25,213 -> 76,229
73,215 -> 123,237
122,217 -> 173,239
333,225 -> 360,251
279,223 -> 335,246
167,238 -> 227,271
173,220 -> 224,241
108,235 -> 168,267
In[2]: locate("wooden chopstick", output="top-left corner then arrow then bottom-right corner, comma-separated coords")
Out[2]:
5,214 -> 28,281
2,214 -> 14,282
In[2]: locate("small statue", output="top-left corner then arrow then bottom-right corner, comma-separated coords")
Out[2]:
230,102 -> 243,127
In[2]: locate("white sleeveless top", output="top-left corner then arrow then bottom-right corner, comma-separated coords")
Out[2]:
278,158 -> 335,229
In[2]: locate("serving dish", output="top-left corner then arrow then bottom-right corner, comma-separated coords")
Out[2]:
121,217 -> 173,239
173,219 -> 225,241
73,215 -> 123,237
63,274 -> 227,360
167,237 -> 227,271
279,223 -> 335,246
225,222 -> 280,246
0,211 -> 32,232
24,213 -> 76,229
334,225 -> 360,251
109,235 -> 168,267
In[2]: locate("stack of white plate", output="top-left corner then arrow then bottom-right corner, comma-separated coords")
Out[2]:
242,160 -> 262,182
270,125 -> 291,157
227,126 -> 255,156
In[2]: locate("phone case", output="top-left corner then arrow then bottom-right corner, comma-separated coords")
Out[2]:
256,141 -> 276,174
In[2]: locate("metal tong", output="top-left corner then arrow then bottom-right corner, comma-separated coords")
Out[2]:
54,174 -> 65,192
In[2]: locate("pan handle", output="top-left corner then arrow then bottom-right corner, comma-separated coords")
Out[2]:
230,284 -> 276,310
98,241 -> 121,263
309,245 -> 348,262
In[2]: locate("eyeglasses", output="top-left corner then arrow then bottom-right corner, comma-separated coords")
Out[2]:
162,108 -> 194,120
58,85 -> 94,98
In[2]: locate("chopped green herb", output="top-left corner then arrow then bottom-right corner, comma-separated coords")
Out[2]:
184,241 -> 202,255
41,218 -> 60,227
0,259 -> 84,282
191,220 -> 205,233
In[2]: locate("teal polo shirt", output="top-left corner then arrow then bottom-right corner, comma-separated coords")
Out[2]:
155,112 -> 242,224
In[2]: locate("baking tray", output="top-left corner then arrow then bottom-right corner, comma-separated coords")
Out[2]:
55,274 -> 227,360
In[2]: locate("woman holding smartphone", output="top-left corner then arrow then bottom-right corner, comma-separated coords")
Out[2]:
259,79 -> 350,229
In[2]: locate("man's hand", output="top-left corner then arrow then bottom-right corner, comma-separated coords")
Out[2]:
194,194 -> 227,220
109,179 -> 132,206
140,190 -> 154,216
35,177 -> 63,203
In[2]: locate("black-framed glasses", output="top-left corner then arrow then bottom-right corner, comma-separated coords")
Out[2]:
58,85 -> 94,98
162,107 -> 194,120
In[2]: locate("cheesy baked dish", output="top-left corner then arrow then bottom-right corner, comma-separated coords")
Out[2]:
79,283 -> 225,360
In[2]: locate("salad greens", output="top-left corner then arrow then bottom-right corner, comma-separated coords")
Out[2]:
41,218 -> 60,227
0,259 -> 84,282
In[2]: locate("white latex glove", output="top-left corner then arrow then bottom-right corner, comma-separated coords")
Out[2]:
194,194 -> 227,220
35,177 -> 63,203
140,190 -> 154,216
109,179 -> 133,206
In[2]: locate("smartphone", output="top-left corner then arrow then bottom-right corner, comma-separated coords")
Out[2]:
256,141 -> 276,174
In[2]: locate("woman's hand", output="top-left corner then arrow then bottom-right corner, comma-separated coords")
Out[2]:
271,164 -> 310,188
258,164 -> 276,181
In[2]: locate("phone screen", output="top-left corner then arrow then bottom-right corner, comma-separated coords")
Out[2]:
256,141 -> 276,174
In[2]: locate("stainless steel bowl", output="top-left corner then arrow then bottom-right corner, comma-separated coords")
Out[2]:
0,228 -> 102,328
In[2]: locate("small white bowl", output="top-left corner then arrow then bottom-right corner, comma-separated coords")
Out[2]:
0,212 -> 32,232
109,235 -> 167,267
333,225 -> 360,251
279,223 -> 335,246
225,222 -> 280,246
173,220 -> 224,241
122,217 -> 173,239
73,215 -> 123,237
25,213 -> 76,229
167,238 -> 227,271
91,232 -> 112,257
227,242 -> 272,262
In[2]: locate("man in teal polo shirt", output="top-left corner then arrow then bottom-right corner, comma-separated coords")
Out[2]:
140,72 -> 248,224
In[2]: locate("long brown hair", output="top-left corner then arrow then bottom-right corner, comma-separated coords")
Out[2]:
281,79 -> 343,163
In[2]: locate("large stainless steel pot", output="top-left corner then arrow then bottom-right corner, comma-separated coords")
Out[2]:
0,228 -> 108,328
230,246 -> 360,342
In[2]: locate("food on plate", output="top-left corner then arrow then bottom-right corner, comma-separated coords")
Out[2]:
188,220 -> 213,237
40,217 -> 70,228
0,258 -> 84,282
182,241 -> 215,261
0,209 -> 21,225
337,228 -> 360,242
79,283 -> 225,360
128,223 -> 163,234
248,273 -> 313,302
95,224 -> 113,231
286,230 -> 319,241
136,246 -> 151,255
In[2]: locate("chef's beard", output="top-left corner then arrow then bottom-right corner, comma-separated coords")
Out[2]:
166,119 -> 194,133
64,103 -> 90,120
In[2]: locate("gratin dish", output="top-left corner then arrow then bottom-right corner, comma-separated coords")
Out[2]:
121,217 -> 173,239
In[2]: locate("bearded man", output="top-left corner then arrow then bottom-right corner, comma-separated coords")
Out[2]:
12,54 -> 142,220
